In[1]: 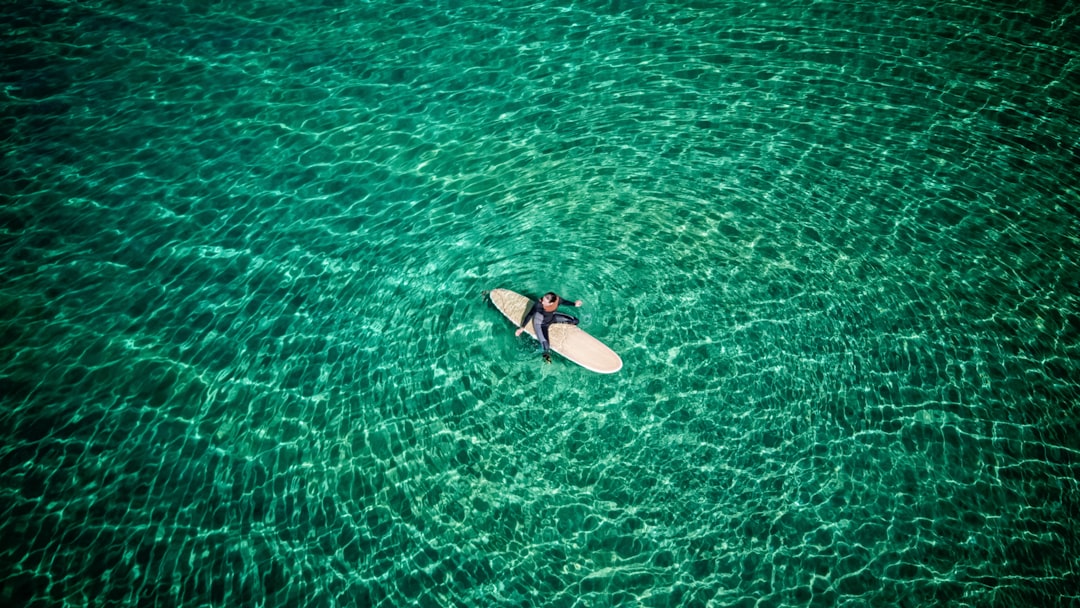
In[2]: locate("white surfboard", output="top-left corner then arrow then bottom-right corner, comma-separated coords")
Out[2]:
488,288 -> 622,374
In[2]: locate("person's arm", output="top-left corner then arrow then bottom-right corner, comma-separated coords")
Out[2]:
516,301 -> 539,336
558,295 -> 583,307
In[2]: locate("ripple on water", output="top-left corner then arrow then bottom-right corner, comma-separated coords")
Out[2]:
3,0 -> 1080,606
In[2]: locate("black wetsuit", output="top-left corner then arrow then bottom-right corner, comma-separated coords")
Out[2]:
519,295 -> 579,353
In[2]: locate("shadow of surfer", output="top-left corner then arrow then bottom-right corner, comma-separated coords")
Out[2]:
515,292 -> 582,363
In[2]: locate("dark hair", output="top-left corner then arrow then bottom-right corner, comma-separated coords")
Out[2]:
541,292 -> 558,304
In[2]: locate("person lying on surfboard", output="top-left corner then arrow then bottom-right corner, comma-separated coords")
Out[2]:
515,292 -> 583,363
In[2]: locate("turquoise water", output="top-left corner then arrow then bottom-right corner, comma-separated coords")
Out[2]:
3,0 -> 1079,606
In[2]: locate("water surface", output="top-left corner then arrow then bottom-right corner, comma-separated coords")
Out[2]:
2,0 -> 1079,606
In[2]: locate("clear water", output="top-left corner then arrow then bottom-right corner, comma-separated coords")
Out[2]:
3,1 -> 1079,606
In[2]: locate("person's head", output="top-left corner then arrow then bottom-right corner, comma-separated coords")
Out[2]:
541,292 -> 559,311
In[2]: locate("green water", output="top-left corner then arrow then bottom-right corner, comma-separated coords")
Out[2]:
3,0 -> 1079,606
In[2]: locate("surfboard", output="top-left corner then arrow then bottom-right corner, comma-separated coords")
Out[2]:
488,288 -> 622,374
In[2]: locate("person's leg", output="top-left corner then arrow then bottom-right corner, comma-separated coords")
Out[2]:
533,313 -> 551,351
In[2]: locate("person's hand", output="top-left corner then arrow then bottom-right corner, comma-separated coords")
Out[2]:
543,352 -> 551,364
574,300 -> 583,307
515,327 -> 523,336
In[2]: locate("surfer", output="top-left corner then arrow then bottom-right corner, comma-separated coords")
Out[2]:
516,292 -> 583,363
